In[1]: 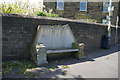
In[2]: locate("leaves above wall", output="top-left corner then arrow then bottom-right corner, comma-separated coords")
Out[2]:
35,10 -> 59,17
0,0 -> 42,15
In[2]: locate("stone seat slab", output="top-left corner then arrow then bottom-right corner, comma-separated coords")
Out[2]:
47,49 -> 78,54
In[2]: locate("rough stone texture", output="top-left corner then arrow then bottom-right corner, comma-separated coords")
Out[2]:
72,42 -> 85,59
44,2 -> 119,25
118,2 -> 120,26
1,13 -> 120,60
36,44 -> 48,65
31,43 -> 48,65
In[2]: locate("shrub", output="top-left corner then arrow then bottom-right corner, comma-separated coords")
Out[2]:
80,18 -> 97,23
35,9 -> 59,17
36,11 -> 47,16
36,11 -> 59,17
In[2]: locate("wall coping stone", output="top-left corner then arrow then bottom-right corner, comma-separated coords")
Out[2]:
1,13 -> 118,28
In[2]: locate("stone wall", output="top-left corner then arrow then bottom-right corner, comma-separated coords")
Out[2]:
44,2 -> 119,25
118,1 -> 120,26
1,13 -> 120,60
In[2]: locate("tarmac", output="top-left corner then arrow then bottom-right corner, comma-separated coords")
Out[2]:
36,44 -> 119,78
3,44 -> 120,79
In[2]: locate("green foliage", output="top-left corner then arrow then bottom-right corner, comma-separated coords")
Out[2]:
0,0 -> 59,17
36,10 -> 59,17
2,61 -> 70,78
61,65 -> 70,69
16,62 -> 37,78
2,61 -> 14,74
3,66 -> 13,74
0,0 -> 42,15
0,2 -> 24,14
48,67 -> 57,70
2,61 -> 36,77
80,18 -> 97,23
36,11 -> 47,16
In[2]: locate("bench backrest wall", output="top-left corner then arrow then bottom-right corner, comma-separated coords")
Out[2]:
34,24 -> 76,49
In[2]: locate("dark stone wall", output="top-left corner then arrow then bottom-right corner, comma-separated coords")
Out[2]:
1,13 -> 120,60
118,1 -> 120,26
44,2 -> 119,25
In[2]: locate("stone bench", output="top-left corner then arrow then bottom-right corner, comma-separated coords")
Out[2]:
31,24 -> 85,66
31,42 -> 85,66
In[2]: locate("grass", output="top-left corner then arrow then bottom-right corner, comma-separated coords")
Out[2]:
2,61 -> 70,78
2,61 -> 14,74
61,65 -> 70,69
48,67 -> 57,70
2,61 -> 37,77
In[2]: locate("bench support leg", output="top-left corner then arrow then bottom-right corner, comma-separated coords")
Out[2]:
37,46 -> 48,66
77,49 -> 85,59
72,42 -> 85,59
77,43 -> 85,59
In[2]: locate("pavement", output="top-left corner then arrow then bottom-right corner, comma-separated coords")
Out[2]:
3,44 -> 120,78
36,44 -> 119,78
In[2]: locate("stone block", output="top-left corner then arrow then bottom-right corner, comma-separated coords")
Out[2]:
72,42 -> 85,59
31,44 -> 48,66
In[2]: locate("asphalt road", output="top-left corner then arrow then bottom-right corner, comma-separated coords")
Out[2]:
3,44 -> 119,78
36,45 -> 119,78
